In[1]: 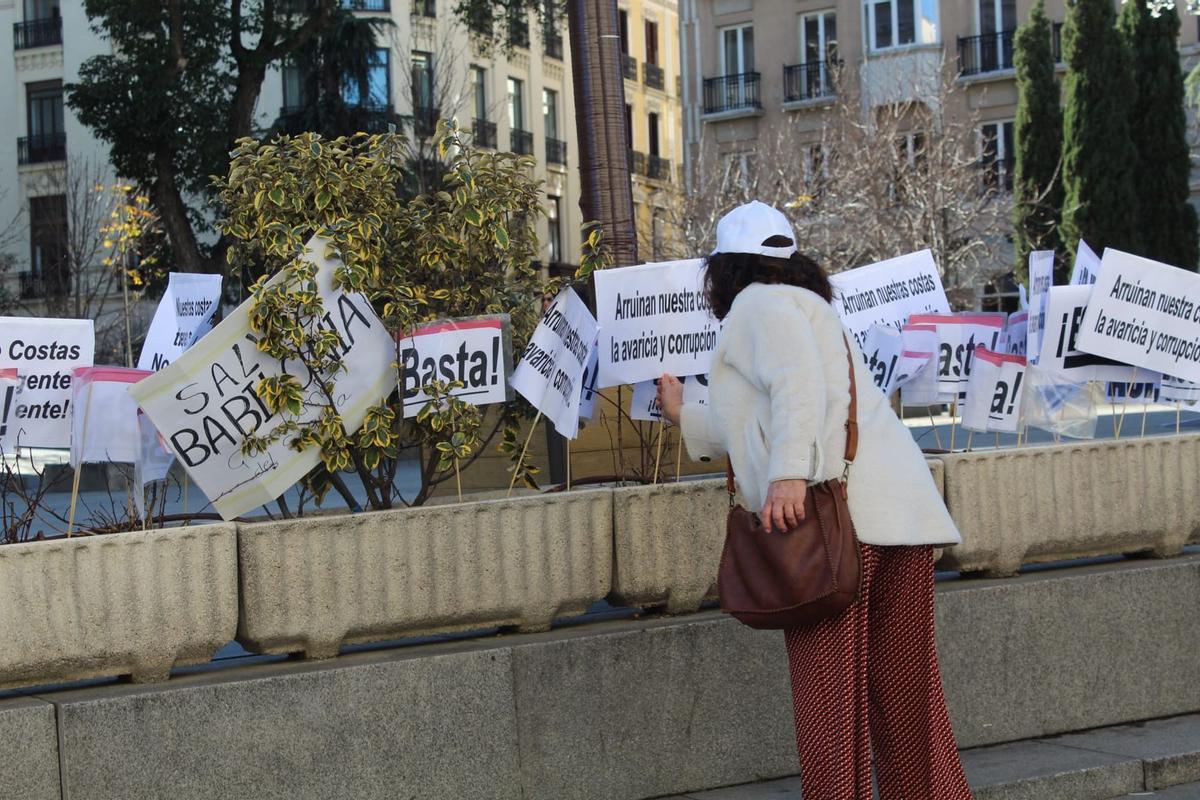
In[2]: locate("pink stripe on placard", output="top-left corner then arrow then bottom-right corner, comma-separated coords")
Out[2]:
902,351 -> 934,359
902,324 -> 937,333
907,314 -> 957,325
1008,311 -> 1029,324
397,318 -> 503,339
0,368 -> 16,380
973,347 -> 1026,367
72,366 -> 154,384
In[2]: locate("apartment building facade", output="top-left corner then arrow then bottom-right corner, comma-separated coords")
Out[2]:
679,0 -> 1200,295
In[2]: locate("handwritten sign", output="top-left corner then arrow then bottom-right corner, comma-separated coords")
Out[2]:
0,318 -> 94,450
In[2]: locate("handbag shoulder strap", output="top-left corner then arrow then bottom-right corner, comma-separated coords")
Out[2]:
726,330 -> 859,494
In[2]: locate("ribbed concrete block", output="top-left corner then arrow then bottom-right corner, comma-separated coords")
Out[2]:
0,697 -> 60,800
236,489 -> 613,658
939,434 -> 1200,576
610,478 -> 727,613
0,525 -> 237,689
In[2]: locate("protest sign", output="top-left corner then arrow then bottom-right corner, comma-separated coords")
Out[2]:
594,259 -> 718,387
137,273 -> 223,371
1105,379 -> 1160,404
1027,250 -> 1054,362
908,312 -> 1006,401
0,369 -> 18,441
578,342 -> 599,420
1037,285 -> 1141,382
1162,375 -> 1200,405
509,288 -> 598,439
861,324 -> 905,396
1070,240 -> 1101,286
70,367 -> 152,467
1021,364 -> 1103,439
829,250 -> 951,348
0,318 -> 94,451
1006,311 -> 1029,357
398,316 -> 511,418
961,348 -> 1026,434
898,324 -> 939,406
1076,248 -> 1200,384
630,374 -> 709,422
130,236 -> 396,520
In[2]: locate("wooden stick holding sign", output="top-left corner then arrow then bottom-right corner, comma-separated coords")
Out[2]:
675,433 -> 683,482
652,420 -> 665,484
507,411 -> 543,497
66,399 -> 94,538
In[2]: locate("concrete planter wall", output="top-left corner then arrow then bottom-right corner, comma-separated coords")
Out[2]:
938,433 -> 1200,577
609,478 -> 727,613
0,524 -> 237,689
236,489 -> 613,659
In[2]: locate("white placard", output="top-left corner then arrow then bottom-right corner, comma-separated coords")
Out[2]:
862,324 -> 905,396
70,367 -> 151,467
1104,379 -> 1160,404
829,250 -> 952,349
908,312 -> 1006,401
1006,311 -> 1029,357
1070,240 -> 1101,286
137,273 -> 223,371
0,368 -> 19,442
898,324 -> 940,406
509,289 -> 598,439
630,374 -> 710,422
594,259 -> 718,388
398,316 -> 511,418
1162,375 -> 1200,405
578,342 -> 599,421
1037,285 -> 1142,382
961,348 -> 1026,434
0,318 -> 94,451
1027,250 -> 1054,363
130,236 -> 396,520
1076,248 -> 1200,384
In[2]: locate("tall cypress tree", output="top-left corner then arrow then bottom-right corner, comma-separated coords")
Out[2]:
1118,0 -> 1199,270
1012,0 -> 1063,282
1060,0 -> 1142,260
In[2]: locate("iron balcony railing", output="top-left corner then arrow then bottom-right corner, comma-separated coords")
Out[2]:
19,271 -> 69,299
544,28 -> 563,59
702,72 -> 762,115
473,118 -> 497,149
643,62 -> 664,90
13,16 -> 62,50
412,105 -> 439,138
979,155 -> 1015,193
511,128 -> 534,156
647,154 -> 671,182
628,149 -> 647,176
783,60 -> 838,103
508,16 -> 530,48
17,132 -> 66,165
413,0 -> 435,17
274,105 -> 395,135
958,30 -> 1016,76
343,0 -> 390,10
546,137 -> 568,166
622,54 -> 638,80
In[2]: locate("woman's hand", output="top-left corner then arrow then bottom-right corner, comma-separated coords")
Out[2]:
761,479 -> 807,534
656,374 -> 684,425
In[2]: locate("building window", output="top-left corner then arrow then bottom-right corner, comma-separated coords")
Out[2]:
411,51 -> 434,110
978,0 -> 1016,36
343,48 -> 390,107
866,0 -> 937,51
980,120 -> 1014,192
624,103 -> 633,147
471,66 -> 487,120
619,8 -> 629,53
543,88 -> 559,140
29,194 -> 68,298
800,11 -> 838,64
547,195 -> 562,264
720,24 -> 754,76
282,61 -> 306,110
27,81 -> 64,140
647,112 -> 659,156
645,19 -> 659,65
508,77 -> 525,131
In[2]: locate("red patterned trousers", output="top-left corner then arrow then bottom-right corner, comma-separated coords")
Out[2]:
783,544 -> 973,800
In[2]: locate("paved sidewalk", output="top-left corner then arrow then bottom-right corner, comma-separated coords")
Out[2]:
656,714 -> 1200,800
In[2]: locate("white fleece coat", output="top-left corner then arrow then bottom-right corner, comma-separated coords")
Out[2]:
680,283 -> 962,548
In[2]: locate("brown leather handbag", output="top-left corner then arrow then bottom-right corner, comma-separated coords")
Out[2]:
716,334 -> 861,630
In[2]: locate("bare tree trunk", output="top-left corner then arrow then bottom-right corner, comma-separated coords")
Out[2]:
228,63 -> 268,143
566,0 -> 638,267
153,151 -> 206,273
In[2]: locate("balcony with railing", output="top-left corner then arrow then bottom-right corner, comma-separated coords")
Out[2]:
544,28 -> 563,60
958,30 -> 1015,77
19,271 -> 68,300
343,0 -> 390,10
628,150 -> 647,177
13,16 -> 62,50
702,73 -> 762,117
412,106 -> 439,138
622,54 -> 638,81
643,62 -> 664,91
510,128 -> 534,156
413,0 -> 434,17
508,15 -> 530,48
274,105 -> 396,135
546,137 -> 568,166
472,118 -> 497,149
647,154 -> 671,182
17,132 -> 66,165
783,60 -> 838,104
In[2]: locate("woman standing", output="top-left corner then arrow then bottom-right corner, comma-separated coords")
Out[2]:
657,202 -> 973,800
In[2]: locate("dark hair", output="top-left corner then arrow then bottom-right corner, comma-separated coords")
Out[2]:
703,240 -> 833,320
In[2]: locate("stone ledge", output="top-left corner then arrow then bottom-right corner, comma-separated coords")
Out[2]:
0,697 -> 60,800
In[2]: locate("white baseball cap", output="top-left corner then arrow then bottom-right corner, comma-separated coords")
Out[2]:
711,201 -> 798,259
